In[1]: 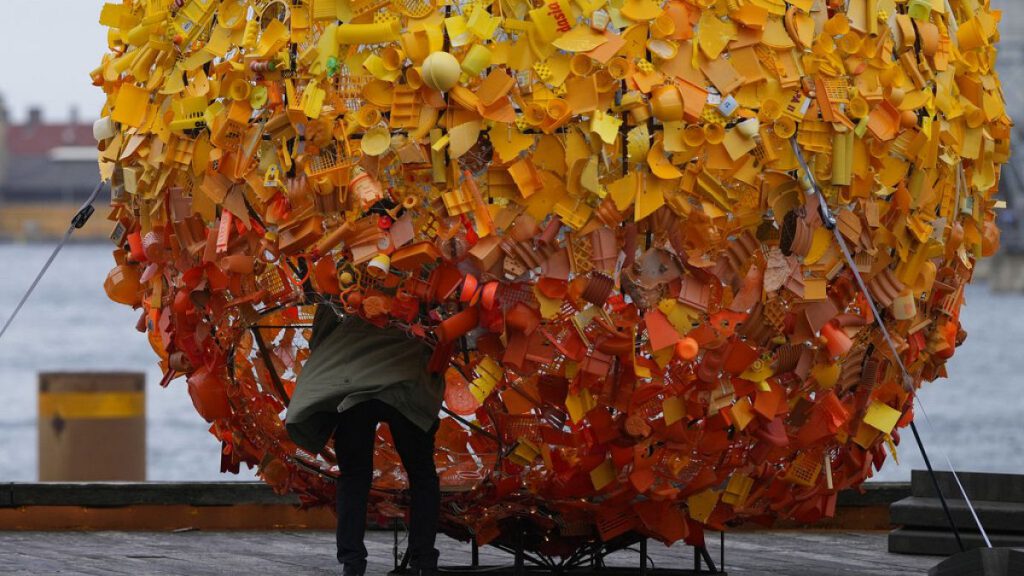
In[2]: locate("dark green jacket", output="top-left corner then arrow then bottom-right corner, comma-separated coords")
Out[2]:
285,305 -> 444,454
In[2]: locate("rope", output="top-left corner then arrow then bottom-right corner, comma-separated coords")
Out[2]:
0,180 -> 106,344
915,395 -> 993,548
789,138 -> 992,547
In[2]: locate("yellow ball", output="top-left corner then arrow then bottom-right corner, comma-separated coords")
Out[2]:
421,51 -> 461,92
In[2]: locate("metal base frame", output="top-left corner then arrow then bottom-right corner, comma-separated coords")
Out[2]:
390,522 -> 727,575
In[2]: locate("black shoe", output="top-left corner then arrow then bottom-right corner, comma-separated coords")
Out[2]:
416,569 -> 440,576
342,564 -> 365,576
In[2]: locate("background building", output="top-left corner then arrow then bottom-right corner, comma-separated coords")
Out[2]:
0,98 -> 105,240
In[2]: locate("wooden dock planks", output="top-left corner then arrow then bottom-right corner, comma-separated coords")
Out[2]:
0,530 -> 945,576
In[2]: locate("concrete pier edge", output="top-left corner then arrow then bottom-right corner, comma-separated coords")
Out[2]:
0,481 -> 909,531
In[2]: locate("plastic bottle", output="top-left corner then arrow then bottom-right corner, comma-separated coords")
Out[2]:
349,167 -> 385,208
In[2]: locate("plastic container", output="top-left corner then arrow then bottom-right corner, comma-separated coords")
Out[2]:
683,124 -> 706,147
704,123 -> 725,144
104,259 -> 142,307
93,117 -> 116,141
422,51 -> 461,91
349,167 -> 385,207
436,307 -> 481,344
820,322 -> 853,357
674,337 -> 699,361
570,53 -> 594,76
366,254 -> 391,278
774,117 -> 797,138
461,45 -> 492,76
650,85 -> 684,122
737,117 -> 760,138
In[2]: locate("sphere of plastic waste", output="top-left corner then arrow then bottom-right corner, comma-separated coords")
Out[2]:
91,0 -> 1011,553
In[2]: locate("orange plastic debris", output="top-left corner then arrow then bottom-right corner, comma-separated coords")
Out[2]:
93,0 -> 1009,552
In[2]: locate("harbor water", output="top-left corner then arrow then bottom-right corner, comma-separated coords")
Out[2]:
0,243 -> 1022,482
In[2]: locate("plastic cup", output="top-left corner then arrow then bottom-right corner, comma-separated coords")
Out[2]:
704,123 -> 725,144
737,117 -> 761,138
406,67 -> 424,90
356,106 -> 382,128
595,70 -> 619,93
570,53 -> 594,76
774,117 -> 796,138
849,96 -> 869,119
360,127 -> 392,156
651,13 -> 675,39
650,85 -> 684,122
683,124 -> 705,147
546,98 -> 570,120
607,57 -> 632,80
229,78 -> 251,101
838,32 -> 863,55
461,44 -> 492,76
367,254 -> 391,278
381,46 -> 406,71
524,102 -> 547,125
759,99 -> 783,122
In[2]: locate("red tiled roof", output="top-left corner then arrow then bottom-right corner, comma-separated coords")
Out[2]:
6,123 -> 95,156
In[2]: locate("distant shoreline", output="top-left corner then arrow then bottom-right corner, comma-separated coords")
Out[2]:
0,201 -> 112,243
0,238 -> 111,245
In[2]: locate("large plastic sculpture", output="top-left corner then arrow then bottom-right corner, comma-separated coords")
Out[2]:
94,0 -> 1008,554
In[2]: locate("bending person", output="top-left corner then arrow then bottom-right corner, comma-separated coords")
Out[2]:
287,303 -> 444,576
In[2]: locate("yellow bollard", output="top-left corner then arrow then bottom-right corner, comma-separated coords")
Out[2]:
37,372 -> 146,481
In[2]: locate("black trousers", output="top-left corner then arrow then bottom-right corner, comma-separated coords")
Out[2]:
334,399 -> 440,572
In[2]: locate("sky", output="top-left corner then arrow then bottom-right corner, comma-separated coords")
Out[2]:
0,1 -> 108,124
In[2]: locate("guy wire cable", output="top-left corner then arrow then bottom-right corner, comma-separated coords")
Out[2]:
0,179 -> 107,344
913,379 -> 994,548
790,137 -> 992,549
